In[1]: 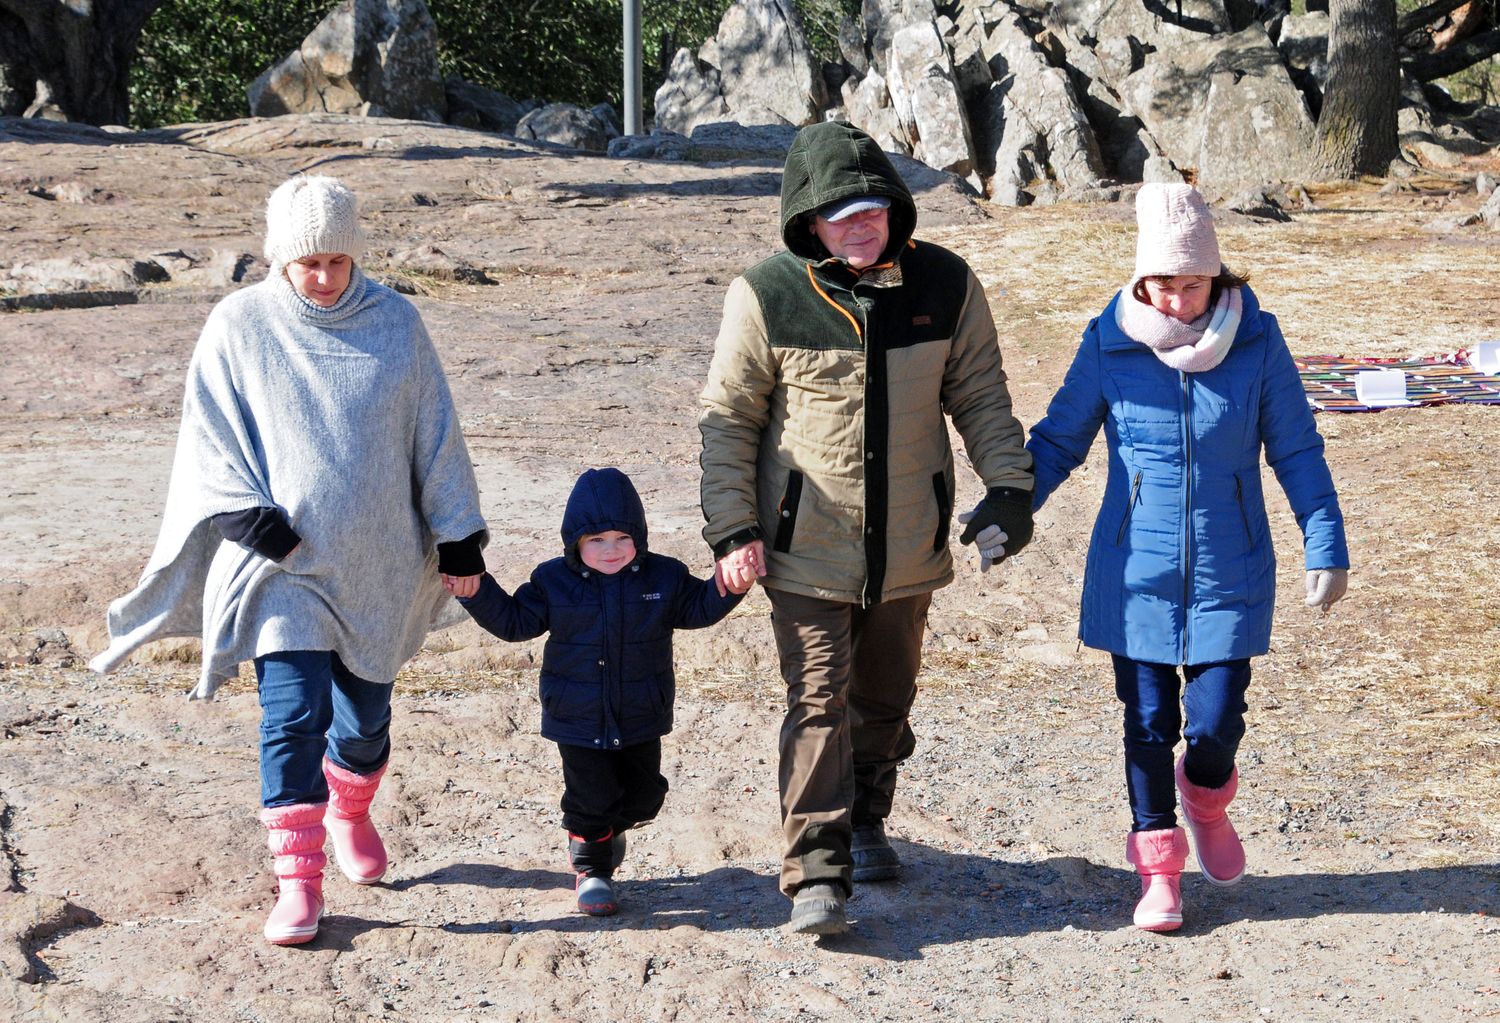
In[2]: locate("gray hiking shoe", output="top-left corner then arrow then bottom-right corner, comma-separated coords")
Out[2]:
851,822 -> 901,882
575,875 -> 618,917
788,882 -> 849,935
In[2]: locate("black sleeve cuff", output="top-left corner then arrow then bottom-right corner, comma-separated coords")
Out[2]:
987,486 -> 1033,507
710,526 -> 763,561
438,529 -> 487,576
213,507 -> 301,563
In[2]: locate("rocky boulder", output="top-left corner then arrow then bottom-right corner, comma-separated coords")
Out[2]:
886,20 -> 979,189
862,0 -> 938,76
248,0 -> 446,123
654,46 -> 731,135
976,9 -> 1106,205
1120,25 -> 1314,194
514,103 -> 610,152
841,71 -> 910,155
716,0 -> 826,127
444,78 -> 528,134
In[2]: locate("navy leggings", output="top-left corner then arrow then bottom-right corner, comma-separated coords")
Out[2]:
1111,655 -> 1251,832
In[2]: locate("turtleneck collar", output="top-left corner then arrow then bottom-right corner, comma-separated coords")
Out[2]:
270,265 -> 370,323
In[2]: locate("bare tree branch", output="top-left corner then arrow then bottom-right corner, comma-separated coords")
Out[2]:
1405,26 -> 1500,79
1398,0 -> 1472,38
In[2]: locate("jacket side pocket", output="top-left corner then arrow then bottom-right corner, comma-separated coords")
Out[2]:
773,470 -> 804,553
931,472 -> 952,552
1234,473 -> 1254,544
1115,470 -> 1142,545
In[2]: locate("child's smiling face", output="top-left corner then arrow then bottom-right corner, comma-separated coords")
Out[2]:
578,530 -> 636,574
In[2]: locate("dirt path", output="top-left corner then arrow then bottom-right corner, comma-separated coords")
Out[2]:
1,114 -> 1497,1022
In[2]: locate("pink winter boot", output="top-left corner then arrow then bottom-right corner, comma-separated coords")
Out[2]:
323,758 -> 388,885
1176,756 -> 1246,887
1125,827 -> 1188,932
259,803 -> 326,945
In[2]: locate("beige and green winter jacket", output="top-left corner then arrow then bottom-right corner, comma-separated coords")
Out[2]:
699,122 -> 1032,607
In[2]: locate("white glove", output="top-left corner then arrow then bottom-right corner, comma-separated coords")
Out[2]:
956,506 -> 1008,572
1304,568 -> 1348,612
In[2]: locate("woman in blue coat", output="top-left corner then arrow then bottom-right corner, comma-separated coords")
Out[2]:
1027,184 -> 1349,931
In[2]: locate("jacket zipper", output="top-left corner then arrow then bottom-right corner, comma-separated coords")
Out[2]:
1116,471 -> 1142,544
1181,371 -> 1194,664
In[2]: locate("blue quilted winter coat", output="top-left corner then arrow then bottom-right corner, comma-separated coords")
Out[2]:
1027,287 -> 1348,666
458,468 -> 742,748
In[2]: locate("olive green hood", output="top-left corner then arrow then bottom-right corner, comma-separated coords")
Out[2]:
779,121 -> 917,263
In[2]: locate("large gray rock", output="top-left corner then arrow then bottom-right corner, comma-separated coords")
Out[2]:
1277,11 -> 1329,80
444,78 -> 527,134
1196,57 -> 1316,194
654,47 -> 731,135
862,0 -> 938,76
248,0 -> 446,123
886,20 -> 979,189
514,103 -> 609,152
977,10 -> 1106,204
1049,25 -> 1165,181
1049,0 -> 1232,54
1120,25 -> 1313,194
716,0 -> 826,127
841,71 -> 910,154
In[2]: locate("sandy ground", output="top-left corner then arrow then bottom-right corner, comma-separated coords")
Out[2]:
1,114 -> 1498,1022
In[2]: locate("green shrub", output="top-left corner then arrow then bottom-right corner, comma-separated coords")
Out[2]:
130,0 -> 859,129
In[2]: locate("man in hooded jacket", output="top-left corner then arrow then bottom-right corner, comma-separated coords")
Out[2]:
699,121 -> 1034,934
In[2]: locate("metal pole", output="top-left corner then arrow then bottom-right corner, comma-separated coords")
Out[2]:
623,0 -> 643,135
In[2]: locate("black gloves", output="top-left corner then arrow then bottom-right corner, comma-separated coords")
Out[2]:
957,486 -> 1034,561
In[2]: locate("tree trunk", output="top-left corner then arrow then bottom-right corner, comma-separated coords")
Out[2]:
0,0 -> 167,125
1311,0 -> 1399,179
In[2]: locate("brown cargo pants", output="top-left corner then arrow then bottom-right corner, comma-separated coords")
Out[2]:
766,587 -> 931,897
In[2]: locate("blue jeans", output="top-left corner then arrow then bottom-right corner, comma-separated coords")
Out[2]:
256,650 -> 393,808
1112,655 -> 1252,832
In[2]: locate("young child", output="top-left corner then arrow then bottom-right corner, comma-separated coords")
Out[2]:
454,467 -> 744,915
1026,184 -> 1349,931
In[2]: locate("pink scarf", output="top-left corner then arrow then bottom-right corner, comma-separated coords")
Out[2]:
1115,283 -> 1243,373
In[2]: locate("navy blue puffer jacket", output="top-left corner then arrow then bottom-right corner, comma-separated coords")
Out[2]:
458,467 -> 742,748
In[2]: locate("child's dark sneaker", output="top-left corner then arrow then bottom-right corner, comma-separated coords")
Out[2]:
851,822 -> 901,882
788,882 -> 848,935
576,874 -> 618,916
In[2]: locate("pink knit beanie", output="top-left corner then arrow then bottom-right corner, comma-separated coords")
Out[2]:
1134,183 -> 1221,279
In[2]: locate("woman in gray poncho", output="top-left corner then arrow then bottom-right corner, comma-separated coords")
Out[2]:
91,176 -> 488,945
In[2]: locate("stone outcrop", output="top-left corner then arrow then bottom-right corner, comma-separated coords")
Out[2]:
444,78 -> 529,134
514,104 -> 610,152
716,0 -> 827,126
248,0 -> 446,123
654,46 -> 731,136
886,20 -> 978,189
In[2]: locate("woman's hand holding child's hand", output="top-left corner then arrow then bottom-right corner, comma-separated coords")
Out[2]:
1304,569 -> 1348,612
444,573 -> 481,599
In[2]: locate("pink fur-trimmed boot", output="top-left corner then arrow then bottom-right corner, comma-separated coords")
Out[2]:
1176,756 -> 1246,887
259,803 -> 326,945
1125,827 -> 1188,932
323,758 -> 388,885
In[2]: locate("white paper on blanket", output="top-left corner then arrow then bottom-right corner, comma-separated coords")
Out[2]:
1471,341 -> 1500,375
1353,369 -> 1413,407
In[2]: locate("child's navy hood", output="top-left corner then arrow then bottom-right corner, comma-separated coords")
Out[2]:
562,467 -> 649,570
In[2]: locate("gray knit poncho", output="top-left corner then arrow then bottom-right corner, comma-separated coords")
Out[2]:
91,269 -> 487,698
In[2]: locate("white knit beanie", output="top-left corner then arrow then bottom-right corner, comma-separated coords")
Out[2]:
264,175 -> 367,266
1134,183 -> 1221,279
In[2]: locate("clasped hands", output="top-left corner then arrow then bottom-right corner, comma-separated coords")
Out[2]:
957,487 -> 1035,572
715,539 -> 765,597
